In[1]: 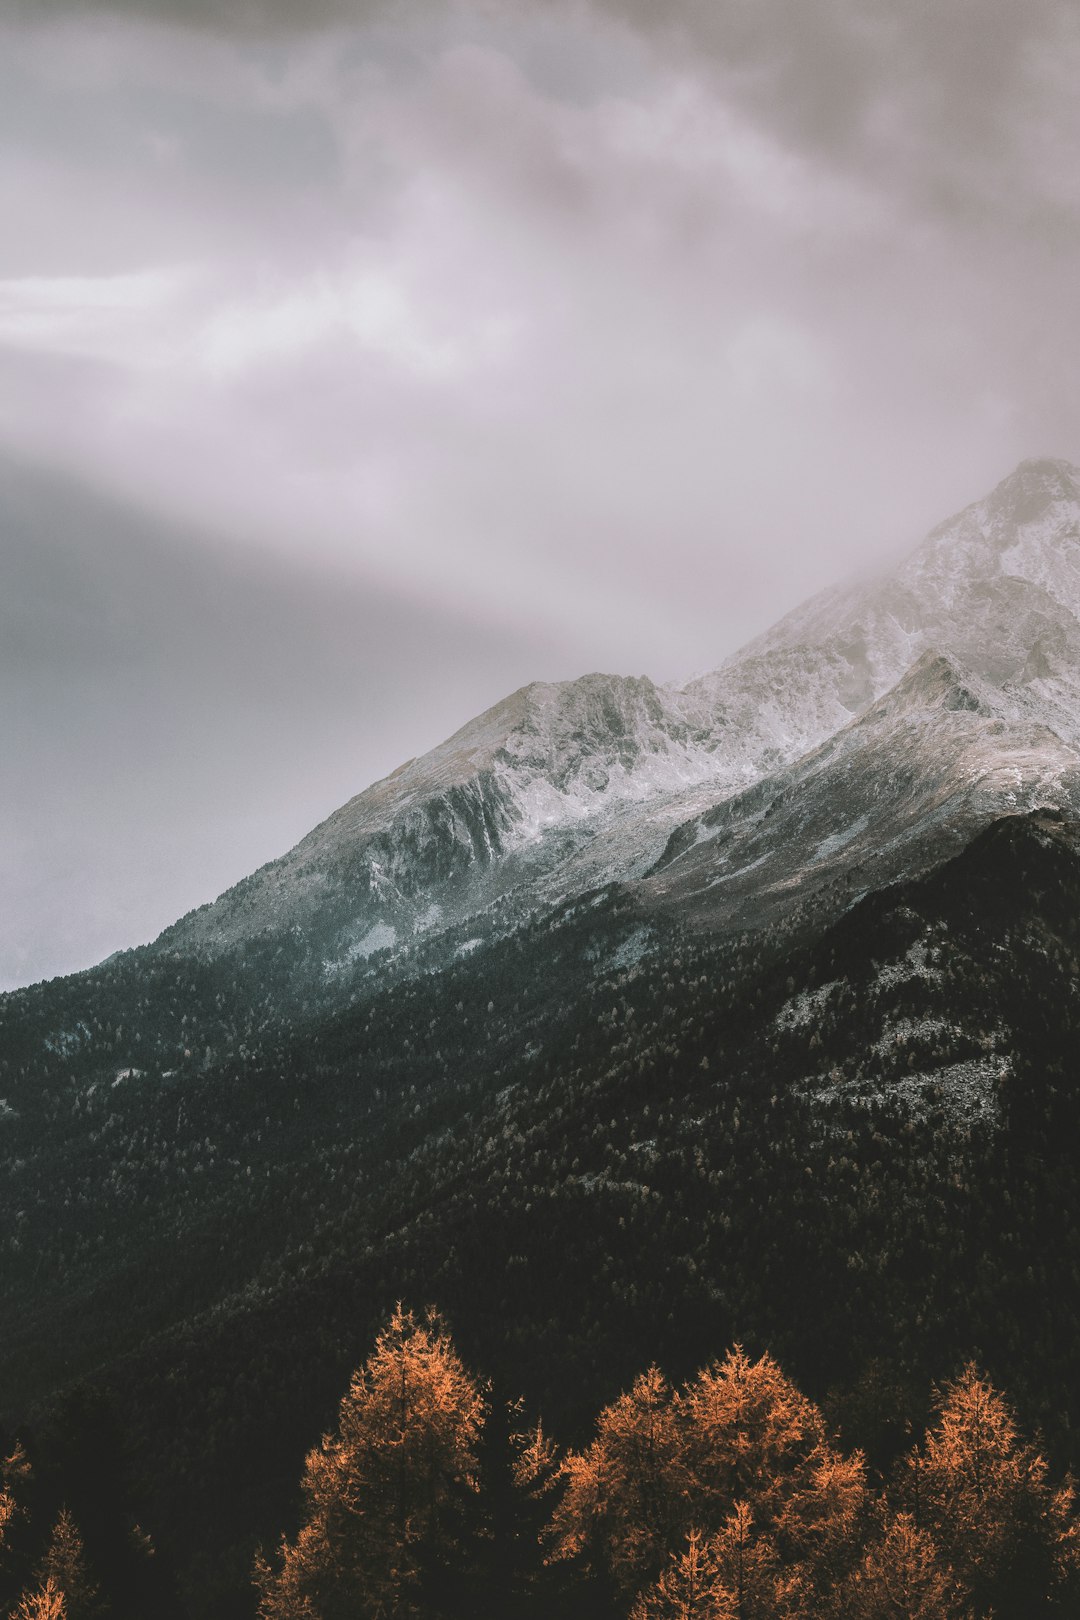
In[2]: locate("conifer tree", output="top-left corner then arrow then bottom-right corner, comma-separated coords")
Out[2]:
842,1509 -> 966,1619
497,1405 -> 560,1615
255,1305 -> 486,1620
680,1346 -> 866,1580
629,1527 -> 719,1619
548,1349 -> 864,1609
1,1446 -> 31,1551
903,1364 -> 1080,1618
1,1446 -> 34,1608
9,1577 -> 66,1620
631,1510 -> 809,1620
547,1366 -> 687,1597
34,1512 -> 98,1620
0,1489 -> 13,1561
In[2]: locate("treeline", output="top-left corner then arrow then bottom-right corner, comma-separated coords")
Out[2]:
0,1473 -> 97,1620
250,1306 -> 1079,1619
0,1435 -> 173,1620
4,1315 -> 1080,1619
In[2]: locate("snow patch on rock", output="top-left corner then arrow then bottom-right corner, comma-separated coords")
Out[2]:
873,939 -> 945,991
775,981 -> 843,1031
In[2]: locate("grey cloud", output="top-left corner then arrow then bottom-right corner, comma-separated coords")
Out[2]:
593,0 -> 1080,227
0,0 -> 394,30
9,0 -> 1077,237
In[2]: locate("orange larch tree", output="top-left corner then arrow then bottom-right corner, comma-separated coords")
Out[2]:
842,1508 -> 967,1620
8,1579 -> 67,1620
32,1511 -> 98,1620
548,1347 -> 865,1612
903,1363 -> 1080,1618
679,1347 -> 866,1595
255,1305 -> 486,1620
546,1365 -> 689,1599
631,1507 -> 811,1620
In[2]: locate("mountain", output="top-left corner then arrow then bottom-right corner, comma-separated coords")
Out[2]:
158,457 -> 1080,981
6,456 -> 1080,1617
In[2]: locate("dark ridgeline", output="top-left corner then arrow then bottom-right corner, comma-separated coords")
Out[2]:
3,463 -> 1080,1615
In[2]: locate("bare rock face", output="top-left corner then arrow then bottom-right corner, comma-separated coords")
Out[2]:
160,458 -> 1080,973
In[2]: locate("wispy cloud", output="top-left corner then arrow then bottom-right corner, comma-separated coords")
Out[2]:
0,267 -> 191,361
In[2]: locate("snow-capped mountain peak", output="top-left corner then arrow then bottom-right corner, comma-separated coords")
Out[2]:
161,458 -> 1080,972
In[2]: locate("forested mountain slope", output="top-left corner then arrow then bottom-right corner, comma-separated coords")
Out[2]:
5,460 -> 1080,1614
4,810 -> 1080,1613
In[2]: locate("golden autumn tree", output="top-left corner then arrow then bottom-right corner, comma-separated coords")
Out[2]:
503,1409 -> 561,1608
0,1485 -> 14,1567
1,1444 -> 31,1552
546,1365 -> 688,1597
629,1526 -> 719,1620
9,1578 -> 67,1620
631,1508 -> 810,1620
33,1511 -> 98,1620
1,1458 -> 101,1620
903,1364 -> 1080,1618
0,1488 -> 11,1548
1,1444 -> 34,1609
548,1347 -> 865,1611
510,1413 -> 560,1504
255,1305 -> 486,1620
842,1509 -> 967,1620
680,1348 -> 866,1591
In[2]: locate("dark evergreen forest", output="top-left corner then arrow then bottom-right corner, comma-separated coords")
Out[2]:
2,810 -> 1080,1615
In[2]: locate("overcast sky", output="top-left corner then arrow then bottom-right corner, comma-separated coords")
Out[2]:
3,0 -> 1080,987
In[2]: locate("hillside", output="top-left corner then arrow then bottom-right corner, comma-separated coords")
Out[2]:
5,459 -> 1080,1614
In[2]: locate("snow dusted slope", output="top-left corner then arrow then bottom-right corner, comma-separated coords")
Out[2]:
163,673 -> 725,961
641,649 -> 1080,939
161,458 -> 1080,970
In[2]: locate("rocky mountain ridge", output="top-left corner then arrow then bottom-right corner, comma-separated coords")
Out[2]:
161,457 -> 1080,976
